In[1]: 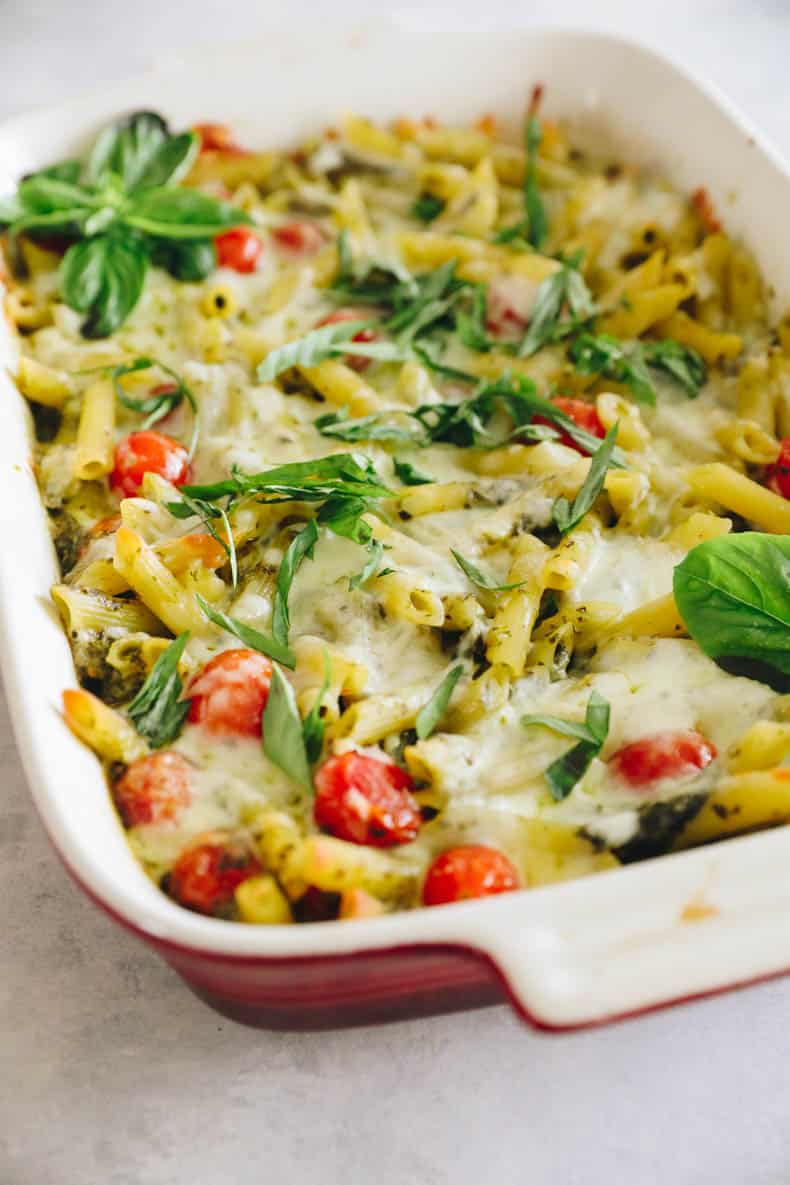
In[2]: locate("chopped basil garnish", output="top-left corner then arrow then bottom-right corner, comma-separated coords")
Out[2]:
552,423 -> 619,535
272,520 -> 318,648
195,593 -> 295,669
518,253 -> 596,358
569,333 -> 707,404
411,193 -> 445,222
450,548 -> 526,591
415,664 -> 464,740
262,665 -> 312,790
522,690 -> 611,800
127,631 -> 191,748
393,458 -> 432,485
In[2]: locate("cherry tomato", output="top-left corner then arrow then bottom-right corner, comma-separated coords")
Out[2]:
112,751 -> 191,828
423,844 -> 520,906
610,730 -> 717,788
110,431 -> 191,498
187,648 -> 272,738
313,751 -> 421,847
272,220 -> 325,256
533,396 -> 605,453
193,123 -> 248,155
765,438 -> 790,500
316,307 -> 378,372
691,186 -> 721,235
215,226 -> 263,273
167,833 -> 261,916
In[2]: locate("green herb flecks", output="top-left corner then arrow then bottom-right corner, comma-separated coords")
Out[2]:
522,690 -> 611,800
126,631 -> 191,748
1,111 -> 250,336
411,193 -> 445,223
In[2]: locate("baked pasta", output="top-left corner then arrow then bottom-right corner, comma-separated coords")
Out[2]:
3,100 -> 790,925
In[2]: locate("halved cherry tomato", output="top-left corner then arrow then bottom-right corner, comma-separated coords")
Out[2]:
167,833 -> 261,916
215,226 -> 263,274
110,430 -> 191,498
272,220 -> 325,256
193,123 -> 248,156
313,751 -> 421,847
610,730 -> 717,788
187,648 -> 272,738
533,396 -> 605,453
112,751 -> 191,828
765,438 -> 790,500
423,844 -> 520,906
316,307 -> 378,372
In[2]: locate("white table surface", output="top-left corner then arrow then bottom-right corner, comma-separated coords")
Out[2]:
2,3 -> 790,1182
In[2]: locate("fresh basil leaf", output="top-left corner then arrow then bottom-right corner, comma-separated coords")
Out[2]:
450,548 -> 526,591
522,690 -> 611,800
335,227 -> 353,285
385,260 -> 462,342
163,491 -> 237,586
195,593 -> 295,668
272,520 -> 319,647
524,112 -> 548,250
492,218 -> 532,248
262,664 -> 312,790
109,356 -> 200,458
415,664 -> 464,740
318,494 -> 373,545
552,423 -> 619,535
151,236 -> 217,281
60,232 -> 148,338
302,651 -> 332,764
29,160 -> 82,184
349,539 -> 384,589
411,193 -> 445,222
256,320 -> 373,383
315,408 -> 420,444
17,174 -> 94,214
412,389 -> 496,447
124,187 -> 251,239
643,338 -> 707,397
673,533 -> 790,679
88,110 -> 177,190
393,457 -> 432,485
134,132 -> 199,190
127,631 -> 191,747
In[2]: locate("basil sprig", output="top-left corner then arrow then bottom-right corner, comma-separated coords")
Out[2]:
673,533 -> 790,683
522,690 -> 611,800
569,333 -> 707,404
415,665 -> 465,740
552,423 -> 619,535
1,111 -> 250,337
127,631 -> 191,748
492,92 -> 548,250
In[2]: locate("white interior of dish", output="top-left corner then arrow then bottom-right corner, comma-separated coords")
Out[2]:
3,26 -> 790,1026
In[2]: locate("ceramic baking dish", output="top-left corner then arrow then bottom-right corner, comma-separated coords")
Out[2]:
3,25 -> 790,1030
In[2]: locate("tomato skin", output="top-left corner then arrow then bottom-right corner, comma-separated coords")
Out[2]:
314,752 -> 421,847
765,438 -> 790,500
193,123 -> 248,155
423,845 -> 520,906
110,431 -> 191,498
316,307 -> 378,372
187,649 -> 272,738
112,751 -> 191,828
168,833 -> 261,916
215,227 -> 263,273
533,396 -> 605,453
272,220 -> 325,256
610,730 -> 717,788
